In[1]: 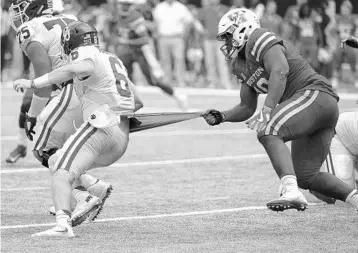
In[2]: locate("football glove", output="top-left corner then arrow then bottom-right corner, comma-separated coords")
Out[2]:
246,106 -> 272,132
203,109 -> 226,126
341,36 -> 358,49
24,113 -> 37,141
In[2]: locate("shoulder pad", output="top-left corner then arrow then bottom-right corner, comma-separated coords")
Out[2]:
246,28 -> 282,62
70,46 -> 97,63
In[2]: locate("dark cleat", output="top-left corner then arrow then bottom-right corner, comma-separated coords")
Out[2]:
267,199 -> 308,212
5,145 -> 27,163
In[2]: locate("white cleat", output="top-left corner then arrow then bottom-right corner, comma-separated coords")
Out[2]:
267,187 -> 308,212
174,93 -> 189,111
71,195 -> 101,227
31,225 -> 75,238
85,180 -> 113,222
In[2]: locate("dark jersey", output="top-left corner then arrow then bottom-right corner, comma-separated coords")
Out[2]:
231,28 -> 338,103
110,9 -> 150,48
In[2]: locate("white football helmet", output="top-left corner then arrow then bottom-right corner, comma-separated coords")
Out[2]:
217,8 -> 260,60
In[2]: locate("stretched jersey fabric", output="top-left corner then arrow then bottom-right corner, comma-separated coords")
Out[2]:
231,28 -> 338,103
16,15 -> 77,71
69,46 -> 135,120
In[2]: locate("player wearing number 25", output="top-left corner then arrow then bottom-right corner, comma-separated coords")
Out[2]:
203,8 -> 358,213
13,21 -> 143,237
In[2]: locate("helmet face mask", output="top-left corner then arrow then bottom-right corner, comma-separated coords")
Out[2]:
61,21 -> 99,55
9,0 -> 53,30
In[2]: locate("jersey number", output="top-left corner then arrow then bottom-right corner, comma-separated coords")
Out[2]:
16,26 -> 30,44
254,78 -> 268,94
109,57 -> 131,98
43,18 -> 75,31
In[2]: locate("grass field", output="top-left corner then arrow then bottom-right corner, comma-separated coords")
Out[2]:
1,87 -> 358,253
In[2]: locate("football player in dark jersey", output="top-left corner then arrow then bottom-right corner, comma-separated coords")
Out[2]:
203,8 -> 358,212
107,0 -> 188,110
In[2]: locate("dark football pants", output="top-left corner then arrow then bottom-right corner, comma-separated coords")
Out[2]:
116,47 -> 174,95
258,90 -> 339,189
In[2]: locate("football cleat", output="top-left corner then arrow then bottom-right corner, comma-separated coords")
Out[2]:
86,180 -> 113,222
5,145 -> 26,163
267,188 -> 308,212
31,225 -> 75,238
174,93 -> 189,112
71,195 -> 101,227
309,190 -> 336,204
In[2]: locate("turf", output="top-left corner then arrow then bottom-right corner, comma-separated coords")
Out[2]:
1,87 -> 358,253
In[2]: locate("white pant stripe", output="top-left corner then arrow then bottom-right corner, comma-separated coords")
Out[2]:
265,90 -> 311,135
34,84 -> 72,150
53,122 -> 94,170
273,90 -> 319,134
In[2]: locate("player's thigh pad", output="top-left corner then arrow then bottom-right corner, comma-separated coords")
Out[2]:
34,83 -> 82,153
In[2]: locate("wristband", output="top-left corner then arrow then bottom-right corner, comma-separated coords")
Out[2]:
221,112 -> 227,122
28,94 -> 49,117
33,74 -> 50,89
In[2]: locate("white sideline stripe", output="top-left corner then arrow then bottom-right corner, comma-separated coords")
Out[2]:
1,83 -> 357,99
1,187 -> 50,192
0,129 -> 252,141
0,154 -> 267,174
1,206 -> 267,230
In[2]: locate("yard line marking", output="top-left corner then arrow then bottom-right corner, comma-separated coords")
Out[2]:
1,187 -> 50,192
0,154 -> 267,174
0,129 -> 252,141
1,206 -> 267,230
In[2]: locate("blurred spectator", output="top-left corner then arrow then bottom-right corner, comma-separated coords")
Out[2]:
184,4 -> 205,87
198,0 -> 232,88
249,0 -> 265,19
1,4 -> 11,77
294,3 -> 322,70
283,0 -> 307,42
334,0 -> 358,88
231,0 -> 245,9
260,0 -> 283,36
153,0 -> 202,87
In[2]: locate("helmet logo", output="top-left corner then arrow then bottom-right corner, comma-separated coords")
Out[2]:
63,27 -> 70,41
228,12 -> 247,24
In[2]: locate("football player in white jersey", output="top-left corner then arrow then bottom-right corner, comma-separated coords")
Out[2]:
8,0 -> 114,223
13,21 -> 143,238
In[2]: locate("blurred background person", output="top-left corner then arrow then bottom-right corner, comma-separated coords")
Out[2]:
198,0 -> 232,89
283,0 -> 307,44
153,0 -> 203,87
249,0 -> 265,19
260,0 -> 283,36
333,0 -> 358,89
294,2 -> 322,70
1,1 -> 11,80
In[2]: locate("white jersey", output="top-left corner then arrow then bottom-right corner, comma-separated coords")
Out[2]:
335,111 -> 358,157
16,15 -> 77,70
69,46 -> 135,119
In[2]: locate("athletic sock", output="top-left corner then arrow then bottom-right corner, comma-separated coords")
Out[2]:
80,174 -> 98,189
72,186 -> 90,202
18,128 -> 27,147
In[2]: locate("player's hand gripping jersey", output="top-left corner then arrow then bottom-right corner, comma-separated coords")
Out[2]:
16,15 -> 76,71
68,45 -> 135,120
231,28 -> 338,102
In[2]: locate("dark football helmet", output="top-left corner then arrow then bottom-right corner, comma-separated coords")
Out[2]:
61,21 -> 99,55
9,0 -> 53,29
